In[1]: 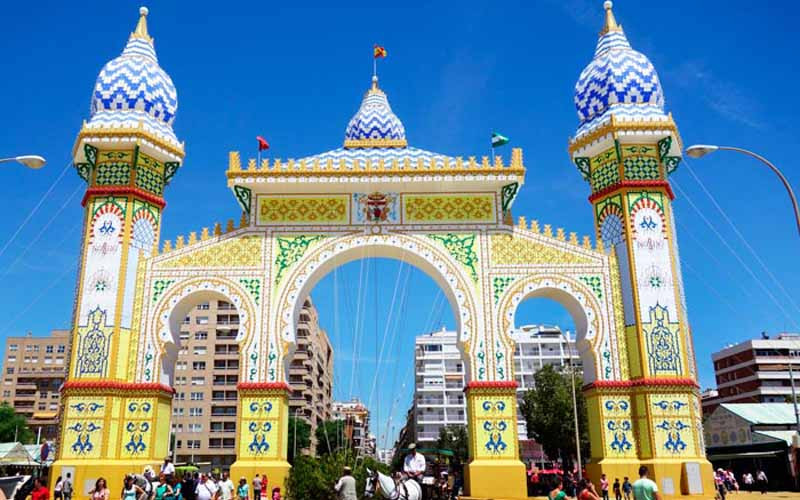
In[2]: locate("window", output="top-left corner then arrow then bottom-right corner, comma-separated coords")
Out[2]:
182,316 -> 191,325
38,403 -> 46,410
176,440 -> 182,449
57,345 -> 65,353
25,345 -> 32,352
172,423 -> 184,432
192,362 -> 206,371
56,357 -> 64,364
197,302 -> 210,310
33,346 -> 39,352
188,423 -> 203,432
45,346 -> 53,353
173,407 -> 184,416
191,377 -> 205,386
196,316 -> 209,325
424,344 -> 442,352
187,440 -> 201,449
2,391 -> 9,398
176,361 -> 188,371
9,345 -> 17,352
175,392 -> 185,401
190,392 -> 204,401
6,368 -> 13,375
175,376 -> 187,385
189,407 -> 203,417
6,356 -> 15,363
193,346 -> 207,356
179,332 -> 190,341
195,332 -> 208,341
44,357 -> 53,364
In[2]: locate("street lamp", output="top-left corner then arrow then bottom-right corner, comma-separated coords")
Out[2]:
0,155 -> 46,169
685,145 -> 800,236
559,330 -> 582,481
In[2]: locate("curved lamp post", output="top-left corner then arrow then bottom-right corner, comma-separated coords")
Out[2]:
0,155 -> 46,169
685,145 -> 800,236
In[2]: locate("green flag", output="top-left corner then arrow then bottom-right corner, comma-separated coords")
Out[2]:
491,132 -> 510,148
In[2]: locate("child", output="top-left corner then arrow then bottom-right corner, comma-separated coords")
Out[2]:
613,478 -> 621,500
600,474 -> 609,500
622,477 -> 632,500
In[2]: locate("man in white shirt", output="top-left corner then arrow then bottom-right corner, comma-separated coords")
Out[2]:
195,474 -> 218,500
161,457 -> 176,478
403,443 -> 426,482
218,472 -> 234,500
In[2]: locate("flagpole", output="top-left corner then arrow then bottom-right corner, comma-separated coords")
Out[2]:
373,57 -> 377,79
490,133 -> 495,164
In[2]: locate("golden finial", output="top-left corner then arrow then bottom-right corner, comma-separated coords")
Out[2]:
131,6 -> 153,42
600,1 -> 623,35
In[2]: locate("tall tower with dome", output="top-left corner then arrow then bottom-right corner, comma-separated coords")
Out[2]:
570,1 -> 713,493
53,5 -> 184,483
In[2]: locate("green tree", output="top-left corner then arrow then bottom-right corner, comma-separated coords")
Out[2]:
286,449 -> 389,500
520,364 -> 589,468
315,419 -> 347,455
435,425 -> 469,466
0,403 -> 34,443
288,416 -> 311,463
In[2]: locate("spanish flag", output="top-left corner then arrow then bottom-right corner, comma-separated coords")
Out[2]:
374,44 -> 387,59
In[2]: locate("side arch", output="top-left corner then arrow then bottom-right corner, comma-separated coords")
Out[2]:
138,277 -> 258,385
496,274 -> 609,384
271,231 -> 484,381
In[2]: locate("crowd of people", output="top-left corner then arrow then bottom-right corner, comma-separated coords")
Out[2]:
714,468 -> 769,498
535,466 -> 660,500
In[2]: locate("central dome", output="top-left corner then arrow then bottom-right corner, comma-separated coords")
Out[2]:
344,76 -> 407,148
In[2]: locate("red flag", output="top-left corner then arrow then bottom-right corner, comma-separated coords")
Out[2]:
373,44 -> 387,59
257,136 -> 270,151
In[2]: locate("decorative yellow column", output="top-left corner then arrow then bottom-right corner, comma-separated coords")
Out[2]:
464,382 -> 527,499
229,383 -> 291,491
52,7 -> 184,498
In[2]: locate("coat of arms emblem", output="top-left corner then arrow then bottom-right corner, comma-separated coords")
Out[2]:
359,192 -> 395,222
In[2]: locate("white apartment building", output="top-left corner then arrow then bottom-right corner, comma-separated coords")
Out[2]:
413,325 -> 579,445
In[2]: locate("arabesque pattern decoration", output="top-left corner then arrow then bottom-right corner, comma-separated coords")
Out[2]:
404,194 -> 495,223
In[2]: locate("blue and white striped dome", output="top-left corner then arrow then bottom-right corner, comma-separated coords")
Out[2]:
344,76 -> 406,147
574,1 -> 667,137
87,7 -> 179,143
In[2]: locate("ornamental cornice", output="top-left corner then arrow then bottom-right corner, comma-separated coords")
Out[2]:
568,114 -> 682,156
344,138 -> 408,148
74,122 -> 185,160
61,380 -> 175,396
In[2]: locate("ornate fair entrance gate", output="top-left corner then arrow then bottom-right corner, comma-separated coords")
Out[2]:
53,4 -> 714,499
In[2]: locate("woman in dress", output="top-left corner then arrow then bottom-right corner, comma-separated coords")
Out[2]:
237,478 -> 249,500
155,474 -> 174,500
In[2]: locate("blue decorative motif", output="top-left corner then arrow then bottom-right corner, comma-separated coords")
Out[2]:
483,420 -> 508,454
247,422 -> 272,454
128,401 -> 152,413
70,402 -> 104,413
299,146 -> 453,170
344,78 -> 405,143
645,304 -> 682,374
87,8 -> 179,145
482,400 -> 507,413
604,400 -> 629,412
607,420 -> 633,452
653,400 -> 687,411
124,422 -> 150,455
656,420 -> 690,453
248,401 -> 273,414
574,10 -> 668,137
77,307 -> 112,376
68,422 -> 101,455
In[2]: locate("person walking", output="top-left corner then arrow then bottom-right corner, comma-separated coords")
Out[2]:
31,478 -> 49,500
743,472 -> 754,493
54,476 -> 63,500
252,475 -> 262,500
714,470 -> 726,500
195,474 -> 218,500
218,473 -> 234,500
123,475 -> 146,500
756,470 -> 768,494
90,478 -> 111,500
547,478 -> 567,500
632,466 -> 660,500
237,478 -> 249,500
62,472 -> 74,500
622,477 -> 632,500
334,466 -> 357,500
600,474 -> 610,500
154,474 -> 174,500
613,478 -> 621,500
181,473 -> 196,500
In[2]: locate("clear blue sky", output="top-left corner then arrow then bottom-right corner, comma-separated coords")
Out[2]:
1,1 -> 799,450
